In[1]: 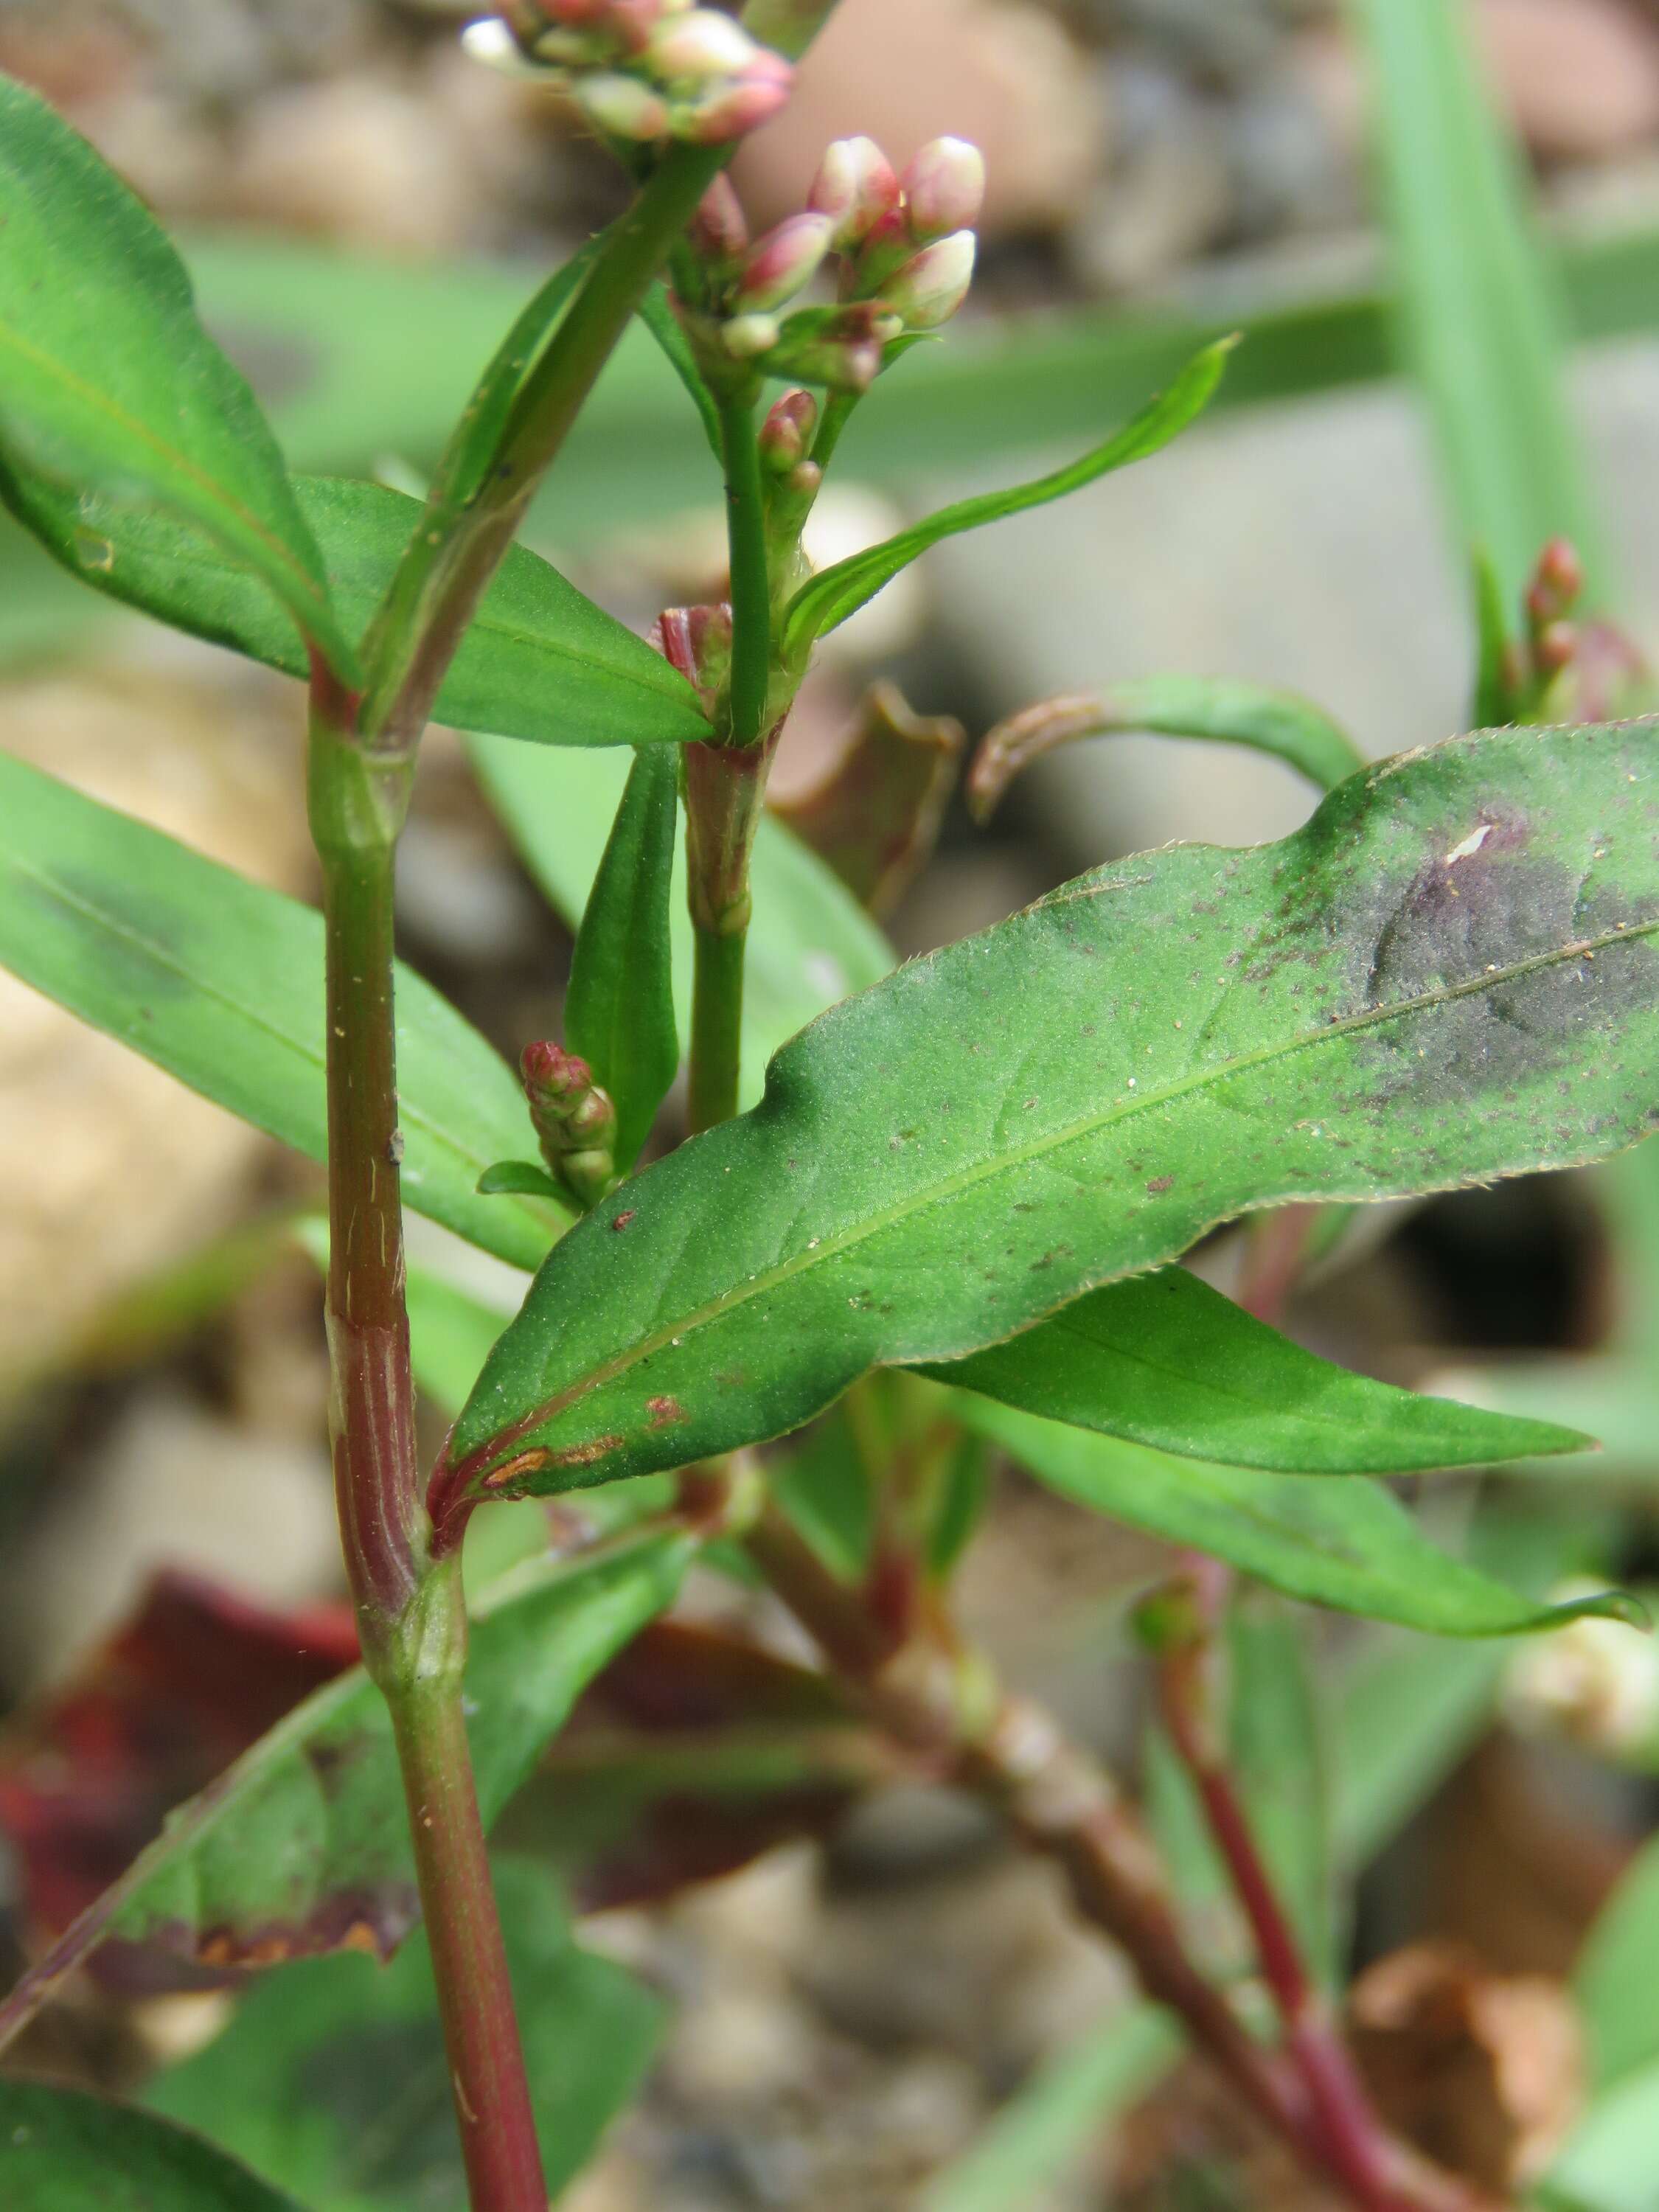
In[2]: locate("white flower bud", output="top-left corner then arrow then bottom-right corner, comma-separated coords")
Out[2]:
883,229 -> 975,330
902,136 -> 986,243
808,136 -> 901,251
721,310 -> 782,358
647,6 -> 759,82
575,69 -> 672,137
737,212 -> 834,312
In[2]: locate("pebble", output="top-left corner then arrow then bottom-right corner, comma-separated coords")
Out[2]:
1475,0 -> 1659,162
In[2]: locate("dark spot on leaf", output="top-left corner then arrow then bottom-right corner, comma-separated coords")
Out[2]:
1146,1174 -> 1175,1194
612,1209 -> 636,1232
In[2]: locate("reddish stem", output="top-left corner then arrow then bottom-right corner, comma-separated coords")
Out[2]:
1158,1583 -> 1402,2212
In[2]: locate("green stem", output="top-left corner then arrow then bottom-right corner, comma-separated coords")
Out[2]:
689,927 -> 748,1135
716,383 -> 772,747
307,678 -> 546,2212
362,143 -> 727,756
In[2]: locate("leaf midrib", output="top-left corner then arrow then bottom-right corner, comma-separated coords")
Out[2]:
473,913 -> 1656,1466
0,319 -> 326,628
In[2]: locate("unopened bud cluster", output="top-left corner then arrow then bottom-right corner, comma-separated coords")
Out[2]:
1489,537 -> 1650,724
521,1041 -> 619,1208
679,132 -> 984,392
464,1 -> 792,145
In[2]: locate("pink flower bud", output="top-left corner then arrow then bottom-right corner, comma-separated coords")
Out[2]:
647,5 -> 759,82
737,212 -> 833,311
575,70 -> 672,137
521,1040 -> 593,1106
883,229 -> 975,329
902,136 -> 986,242
1526,536 -> 1585,631
721,310 -> 781,358
672,55 -> 791,143
808,136 -> 901,251
689,173 -> 749,262
759,387 -> 818,471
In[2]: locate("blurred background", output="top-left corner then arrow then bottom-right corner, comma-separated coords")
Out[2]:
5,1 -> 1659,2206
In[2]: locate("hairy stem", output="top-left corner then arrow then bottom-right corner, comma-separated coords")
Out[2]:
307,678 -> 546,2212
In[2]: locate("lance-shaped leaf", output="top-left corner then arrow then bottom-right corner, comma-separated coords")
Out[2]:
0,1532 -> 691,2053
959,1398 -> 1637,1636
967,676 -> 1366,824
566,746 -> 681,1170
780,340 -> 1234,660
0,74 -> 355,684
147,1858 -> 661,2212
0,2080 -> 310,2212
0,754 -> 566,1273
768,681 -> 964,917
0,473 -> 711,751
469,734 -> 893,1101
921,1267 -> 1586,1475
435,720 -> 1659,1511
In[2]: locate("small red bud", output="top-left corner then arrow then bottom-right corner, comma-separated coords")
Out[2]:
1526,536 -> 1585,633
521,1043 -> 619,1208
759,387 -> 819,472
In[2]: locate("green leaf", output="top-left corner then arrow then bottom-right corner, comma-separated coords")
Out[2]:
566,745 -> 682,1169
467,735 -> 893,1103
477,1159 -> 564,1200
1541,2056 -> 1659,2212
968,675 -> 1366,824
0,473 -> 711,750
922,1267 -> 1587,1475
146,1858 -> 661,2212
781,340 -> 1234,659
439,720 -> 1659,1505
0,754 -> 564,1273
0,2079 -> 311,2212
1350,0 -> 1601,605
1576,1834 -> 1659,2093
0,75 -> 355,683
0,1534 -> 691,2053
637,280 -> 723,463
918,2006 -> 1182,2212
959,1398 -> 1638,1636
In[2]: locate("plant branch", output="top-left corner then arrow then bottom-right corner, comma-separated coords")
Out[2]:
741,1504 -> 1309,2144
307,671 -> 546,2212
361,143 -> 726,758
